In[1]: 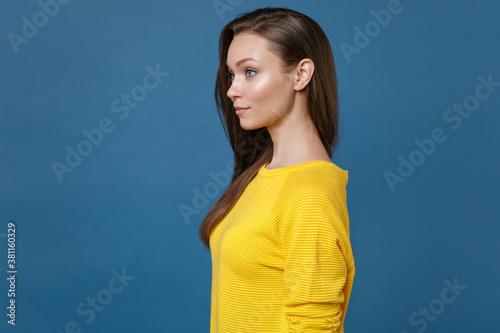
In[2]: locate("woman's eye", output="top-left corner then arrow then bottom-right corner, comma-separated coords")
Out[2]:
226,70 -> 255,81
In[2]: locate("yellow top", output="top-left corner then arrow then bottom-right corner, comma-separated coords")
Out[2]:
209,160 -> 355,333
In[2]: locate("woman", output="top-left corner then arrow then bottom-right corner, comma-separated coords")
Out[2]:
199,7 -> 355,333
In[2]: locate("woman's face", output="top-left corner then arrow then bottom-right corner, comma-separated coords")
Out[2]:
226,33 -> 295,130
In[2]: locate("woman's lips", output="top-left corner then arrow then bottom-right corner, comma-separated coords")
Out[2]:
235,107 -> 249,115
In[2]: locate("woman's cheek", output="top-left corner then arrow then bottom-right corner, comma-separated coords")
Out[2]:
251,75 -> 274,100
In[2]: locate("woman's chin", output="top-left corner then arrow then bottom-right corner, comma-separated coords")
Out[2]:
238,119 -> 256,131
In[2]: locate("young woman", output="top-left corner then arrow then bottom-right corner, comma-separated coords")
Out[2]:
199,7 -> 355,333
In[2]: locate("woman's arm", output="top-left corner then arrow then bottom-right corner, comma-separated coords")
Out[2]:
277,171 -> 354,332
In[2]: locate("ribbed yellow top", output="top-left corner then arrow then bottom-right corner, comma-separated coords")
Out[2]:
209,160 -> 355,333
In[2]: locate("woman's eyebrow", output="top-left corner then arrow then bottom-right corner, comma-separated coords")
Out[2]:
226,57 -> 258,69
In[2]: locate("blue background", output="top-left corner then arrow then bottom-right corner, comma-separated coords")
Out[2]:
1,0 -> 499,332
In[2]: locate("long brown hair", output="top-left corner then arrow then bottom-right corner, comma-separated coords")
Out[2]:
199,7 -> 340,249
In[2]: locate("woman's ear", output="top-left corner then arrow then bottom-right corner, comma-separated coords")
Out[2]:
293,58 -> 315,91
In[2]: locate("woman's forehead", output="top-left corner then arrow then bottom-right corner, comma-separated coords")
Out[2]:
226,34 -> 275,67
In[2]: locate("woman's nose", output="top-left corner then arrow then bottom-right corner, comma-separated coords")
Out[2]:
227,79 -> 242,101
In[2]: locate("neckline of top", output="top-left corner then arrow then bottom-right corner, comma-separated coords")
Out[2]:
257,159 -> 348,181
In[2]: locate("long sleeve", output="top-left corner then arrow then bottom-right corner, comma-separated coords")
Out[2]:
277,173 -> 353,332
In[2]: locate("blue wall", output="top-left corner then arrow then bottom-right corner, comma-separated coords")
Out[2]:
1,0 -> 498,332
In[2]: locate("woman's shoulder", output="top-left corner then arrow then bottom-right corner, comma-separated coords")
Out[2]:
277,160 -> 348,201
286,160 -> 347,186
